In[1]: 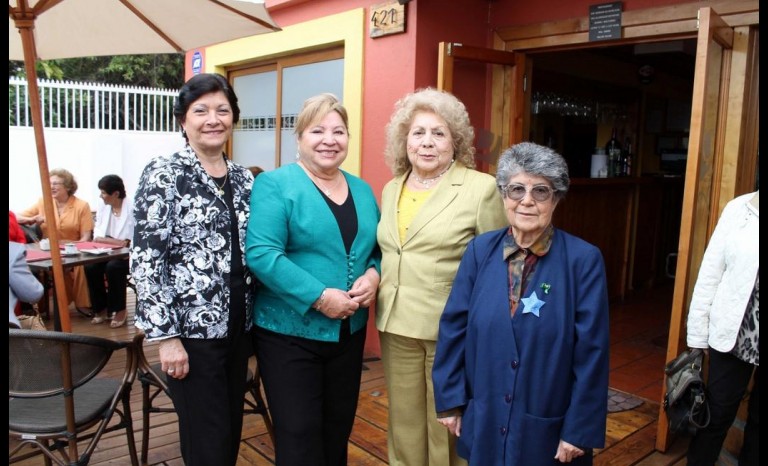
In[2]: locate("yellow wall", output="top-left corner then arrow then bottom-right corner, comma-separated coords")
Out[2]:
203,9 -> 365,176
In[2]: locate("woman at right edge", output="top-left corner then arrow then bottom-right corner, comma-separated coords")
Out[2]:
685,190 -> 759,466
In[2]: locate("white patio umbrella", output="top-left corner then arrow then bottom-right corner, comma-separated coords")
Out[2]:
9,0 -> 279,332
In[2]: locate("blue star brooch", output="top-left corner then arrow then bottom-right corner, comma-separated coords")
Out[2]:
521,291 -> 546,317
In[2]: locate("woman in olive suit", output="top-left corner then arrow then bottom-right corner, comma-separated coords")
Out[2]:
376,88 -> 506,466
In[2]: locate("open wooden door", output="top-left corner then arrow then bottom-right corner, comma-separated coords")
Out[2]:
437,42 -> 521,168
656,7 -> 734,451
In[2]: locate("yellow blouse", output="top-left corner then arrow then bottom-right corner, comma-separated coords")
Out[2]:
397,185 -> 433,243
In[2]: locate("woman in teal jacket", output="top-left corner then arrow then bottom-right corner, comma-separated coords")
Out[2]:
246,94 -> 380,466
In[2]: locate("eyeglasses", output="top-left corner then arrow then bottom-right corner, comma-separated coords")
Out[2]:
498,183 -> 555,202
50,181 -> 64,186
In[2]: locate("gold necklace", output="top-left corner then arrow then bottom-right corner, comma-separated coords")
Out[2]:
411,161 -> 453,188
313,171 -> 342,196
300,161 -> 342,196
213,170 -> 228,195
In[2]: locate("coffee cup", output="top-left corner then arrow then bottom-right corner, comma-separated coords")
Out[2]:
65,243 -> 78,255
39,238 -> 50,250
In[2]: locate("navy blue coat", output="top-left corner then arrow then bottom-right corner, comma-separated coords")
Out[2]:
433,227 -> 609,466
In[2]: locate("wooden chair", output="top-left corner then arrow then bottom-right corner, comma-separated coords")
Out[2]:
135,333 -> 274,464
8,329 -> 139,466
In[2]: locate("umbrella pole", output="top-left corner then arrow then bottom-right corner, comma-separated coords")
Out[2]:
14,16 -> 73,333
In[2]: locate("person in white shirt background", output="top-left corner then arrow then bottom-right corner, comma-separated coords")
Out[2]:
85,174 -> 135,328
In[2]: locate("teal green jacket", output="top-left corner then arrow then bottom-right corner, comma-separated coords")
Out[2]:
245,163 -> 381,342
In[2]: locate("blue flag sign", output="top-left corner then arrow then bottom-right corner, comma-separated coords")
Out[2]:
192,51 -> 203,75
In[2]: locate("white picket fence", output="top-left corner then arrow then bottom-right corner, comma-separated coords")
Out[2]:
8,78 -> 183,212
8,77 -> 179,132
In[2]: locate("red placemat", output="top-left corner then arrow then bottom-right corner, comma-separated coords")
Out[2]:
25,249 -> 51,262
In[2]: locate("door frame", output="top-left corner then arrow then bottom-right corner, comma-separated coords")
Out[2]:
477,0 -> 758,451
663,6 -> 733,450
437,42 -> 521,170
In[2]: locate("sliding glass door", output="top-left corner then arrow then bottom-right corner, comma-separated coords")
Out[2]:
230,49 -> 343,171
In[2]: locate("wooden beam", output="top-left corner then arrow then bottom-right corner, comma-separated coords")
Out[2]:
437,42 -> 454,92
498,0 -> 757,50
445,43 -> 516,66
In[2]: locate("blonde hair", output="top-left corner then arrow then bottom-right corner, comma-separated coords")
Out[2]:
49,168 -> 78,195
384,88 -> 476,176
295,93 -> 349,137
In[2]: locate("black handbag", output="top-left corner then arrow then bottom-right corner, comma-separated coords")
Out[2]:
663,348 -> 710,434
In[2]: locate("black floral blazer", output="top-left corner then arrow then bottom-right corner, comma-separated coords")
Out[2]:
131,147 -> 254,340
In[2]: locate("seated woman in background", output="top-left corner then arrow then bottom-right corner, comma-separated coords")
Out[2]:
16,168 -> 94,311
85,175 -> 135,328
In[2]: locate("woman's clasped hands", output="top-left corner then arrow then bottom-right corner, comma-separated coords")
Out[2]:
348,268 -> 380,309
316,288 -> 359,320
316,269 -> 380,320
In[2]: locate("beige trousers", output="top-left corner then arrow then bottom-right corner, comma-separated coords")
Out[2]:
380,331 -> 466,466
66,266 -> 91,308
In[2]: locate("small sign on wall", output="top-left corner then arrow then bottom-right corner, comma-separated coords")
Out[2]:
370,1 -> 406,38
191,51 -> 203,75
589,2 -> 622,42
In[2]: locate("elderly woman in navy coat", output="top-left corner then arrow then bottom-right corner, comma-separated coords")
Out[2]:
432,142 -> 609,466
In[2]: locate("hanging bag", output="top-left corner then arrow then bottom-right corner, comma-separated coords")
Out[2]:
663,348 -> 710,435
17,311 -> 47,331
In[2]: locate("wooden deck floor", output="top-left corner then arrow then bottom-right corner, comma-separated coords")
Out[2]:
10,289 -> 690,465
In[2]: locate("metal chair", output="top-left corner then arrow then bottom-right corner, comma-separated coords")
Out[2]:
135,333 -> 274,464
8,329 -> 139,466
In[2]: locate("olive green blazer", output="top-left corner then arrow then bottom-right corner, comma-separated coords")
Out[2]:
376,163 -> 507,341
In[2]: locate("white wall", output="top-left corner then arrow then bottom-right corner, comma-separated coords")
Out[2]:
9,127 -> 183,213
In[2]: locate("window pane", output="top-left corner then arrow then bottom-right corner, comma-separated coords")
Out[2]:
232,71 -> 278,171
280,59 -> 344,166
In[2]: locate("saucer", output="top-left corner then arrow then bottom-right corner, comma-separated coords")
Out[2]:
81,248 -> 110,255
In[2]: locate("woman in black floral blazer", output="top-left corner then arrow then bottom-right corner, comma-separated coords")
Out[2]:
131,73 -> 254,466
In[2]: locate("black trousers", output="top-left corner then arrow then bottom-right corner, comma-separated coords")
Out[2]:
687,348 -> 759,466
166,334 -> 250,466
254,323 -> 366,466
84,258 -> 128,315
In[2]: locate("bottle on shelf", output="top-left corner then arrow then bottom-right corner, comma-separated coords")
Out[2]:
605,127 -> 622,177
623,136 -> 632,176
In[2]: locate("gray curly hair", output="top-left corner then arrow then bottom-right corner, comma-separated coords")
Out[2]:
495,142 -> 570,201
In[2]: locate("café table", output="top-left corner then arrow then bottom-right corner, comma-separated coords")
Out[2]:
25,242 -> 130,331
